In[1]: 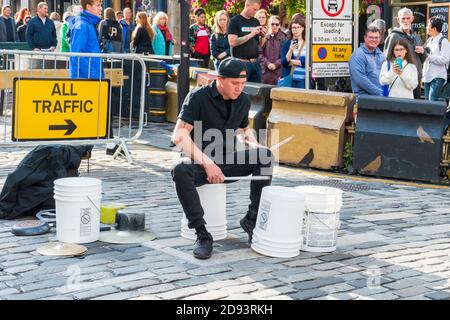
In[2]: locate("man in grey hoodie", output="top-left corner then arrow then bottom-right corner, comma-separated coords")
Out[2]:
384,7 -> 428,99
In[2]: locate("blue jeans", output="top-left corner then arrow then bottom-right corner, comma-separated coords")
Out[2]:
244,61 -> 261,83
424,78 -> 445,101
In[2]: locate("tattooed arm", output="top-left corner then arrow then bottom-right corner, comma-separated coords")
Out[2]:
228,26 -> 261,48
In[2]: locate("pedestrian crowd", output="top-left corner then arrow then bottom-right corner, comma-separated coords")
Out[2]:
350,7 -> 450,101
189,0 -> 304,87
2,2 -> 450,99
0,1 -> 175,57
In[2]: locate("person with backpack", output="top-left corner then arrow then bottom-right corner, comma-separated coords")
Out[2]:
379,39 -> 418,99
384,7 -> 428,99
423,17 -> 450,101
98,7 -> 123,53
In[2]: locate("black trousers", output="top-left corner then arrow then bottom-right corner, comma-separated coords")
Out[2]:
191,51 -> 211,69
172,148 -> 274,229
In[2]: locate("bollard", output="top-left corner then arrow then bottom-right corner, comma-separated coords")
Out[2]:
353,95 -> 447,182
267,88 -> 355,169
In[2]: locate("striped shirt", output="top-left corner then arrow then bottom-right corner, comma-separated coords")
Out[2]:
292,46 -> 307,81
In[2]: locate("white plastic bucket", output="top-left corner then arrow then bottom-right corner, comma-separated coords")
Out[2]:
180,183 -> 227,241
251,186 -> 304,258
294,186 -> 342,253
54,177 -> 102,244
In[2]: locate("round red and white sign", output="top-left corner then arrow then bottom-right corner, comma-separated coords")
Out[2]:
321,0 -> 345,18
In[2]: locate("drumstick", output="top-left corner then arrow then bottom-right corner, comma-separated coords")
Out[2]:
213,137 -> 293,182
223,176 -> 271,181
270,135 -> 294,151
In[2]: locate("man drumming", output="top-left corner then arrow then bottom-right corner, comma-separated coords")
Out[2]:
171,58 -> 274,259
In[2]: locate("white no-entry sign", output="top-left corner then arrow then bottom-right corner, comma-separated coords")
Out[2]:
313,0 -> 353,20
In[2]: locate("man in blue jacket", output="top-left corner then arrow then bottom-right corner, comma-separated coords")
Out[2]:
119,7 -> 135,53
349,26 -> 386,99
70,0 -> 104,79
26,2 -> 57,51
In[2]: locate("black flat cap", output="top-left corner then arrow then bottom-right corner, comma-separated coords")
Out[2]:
217,58 -> 247,79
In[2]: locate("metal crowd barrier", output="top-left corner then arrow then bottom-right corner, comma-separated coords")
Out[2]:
0,50 -> 147,163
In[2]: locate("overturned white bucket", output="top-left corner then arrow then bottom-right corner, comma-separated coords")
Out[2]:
54,177 -> 102,244
180,183 -> 227,241
294,186 -> 343,253
251,186 -> 304,258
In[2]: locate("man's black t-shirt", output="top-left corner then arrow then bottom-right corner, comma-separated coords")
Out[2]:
228,14 -> 260,60
178,80 -> 250,154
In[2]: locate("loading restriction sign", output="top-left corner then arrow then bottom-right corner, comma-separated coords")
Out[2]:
12,78 -> 110,141
313,0 -> 353,20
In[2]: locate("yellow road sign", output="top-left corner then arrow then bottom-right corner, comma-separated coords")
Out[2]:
312,44 -> 352,63
12,78 -> 110,141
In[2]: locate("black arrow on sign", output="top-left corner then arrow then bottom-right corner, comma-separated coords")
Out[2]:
49,119 -> 77,135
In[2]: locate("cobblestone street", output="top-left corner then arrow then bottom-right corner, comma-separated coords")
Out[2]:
1,124 -> 450,300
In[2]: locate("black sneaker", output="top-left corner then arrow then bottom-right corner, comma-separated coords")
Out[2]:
106,144 -> 119,155
193,230 -> 213,259
106,144 -> 131,157
240,216 -> 256,244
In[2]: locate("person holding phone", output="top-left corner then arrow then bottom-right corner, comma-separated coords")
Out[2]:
384,7 -> 427,99
280,19 -> 307,88
228,0 -> 263,82
255,8 -> 269,47
379,39 -> 418,99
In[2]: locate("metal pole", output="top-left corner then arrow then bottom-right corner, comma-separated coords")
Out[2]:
354,0 -> 359,53
177,0 -> 190,115
306,0 -> 311,90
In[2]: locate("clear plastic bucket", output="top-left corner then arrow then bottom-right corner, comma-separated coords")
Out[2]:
294,186 -> 343,252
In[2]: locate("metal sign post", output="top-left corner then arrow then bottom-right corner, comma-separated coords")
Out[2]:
177,0 -> 190,115
309,0 -> 356,82
354,0 -> 359,54
306,0 -> 311,90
